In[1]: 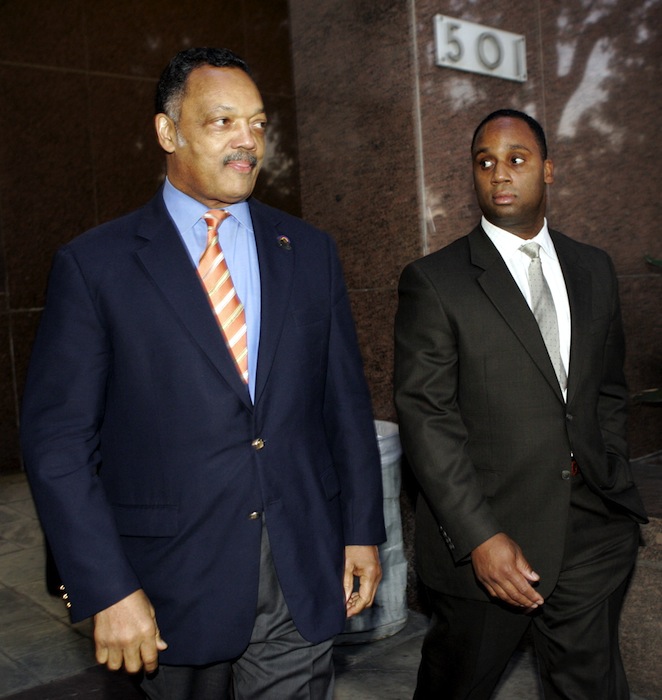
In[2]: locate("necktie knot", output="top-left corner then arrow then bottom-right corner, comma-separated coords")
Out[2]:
203,209 -> 230,244
520,241 -> 541,260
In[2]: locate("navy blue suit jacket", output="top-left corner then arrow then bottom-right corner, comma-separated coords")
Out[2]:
21,191 -> 385,664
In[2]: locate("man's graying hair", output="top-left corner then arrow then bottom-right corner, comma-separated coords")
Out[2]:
155,47 -> 252,120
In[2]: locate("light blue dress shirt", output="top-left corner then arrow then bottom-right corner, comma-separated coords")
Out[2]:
162,178 -> 261,400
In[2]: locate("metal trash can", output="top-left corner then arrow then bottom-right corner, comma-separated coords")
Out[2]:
337,420 -> 408,643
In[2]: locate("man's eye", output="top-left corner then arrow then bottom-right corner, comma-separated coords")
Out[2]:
253,121 -> 267,131
480,159 -> 494,169
512,156 -> 524,164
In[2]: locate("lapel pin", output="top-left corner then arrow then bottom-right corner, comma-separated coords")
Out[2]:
277,235 -> 292,250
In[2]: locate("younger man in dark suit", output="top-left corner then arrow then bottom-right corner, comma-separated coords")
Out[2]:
21,48 -> 385,699
394,109 -> 646,699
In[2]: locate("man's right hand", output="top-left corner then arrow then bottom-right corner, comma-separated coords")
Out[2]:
471,532 -> 544,610
93,588 -> 168,673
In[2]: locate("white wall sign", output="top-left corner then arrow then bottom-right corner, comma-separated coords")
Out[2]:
434,15 -> 527,83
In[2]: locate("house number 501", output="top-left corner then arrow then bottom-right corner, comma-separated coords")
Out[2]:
434,15 -> 527,83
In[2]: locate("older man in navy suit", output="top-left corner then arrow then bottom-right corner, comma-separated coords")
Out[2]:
21,47 -> 385,699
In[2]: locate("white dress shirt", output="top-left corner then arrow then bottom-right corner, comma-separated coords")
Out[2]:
481,216 -> 571,397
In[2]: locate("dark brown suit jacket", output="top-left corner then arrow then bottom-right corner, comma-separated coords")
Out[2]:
394,225 -> 646,601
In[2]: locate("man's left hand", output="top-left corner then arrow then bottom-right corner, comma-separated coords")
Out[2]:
343,545 -> 382,618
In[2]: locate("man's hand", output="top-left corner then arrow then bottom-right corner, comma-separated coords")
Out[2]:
471,533 -> 544,610
93,589 -> 168,673
343,545 -> 382,618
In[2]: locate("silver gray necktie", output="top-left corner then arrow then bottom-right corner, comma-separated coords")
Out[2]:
520,242 -> 567,392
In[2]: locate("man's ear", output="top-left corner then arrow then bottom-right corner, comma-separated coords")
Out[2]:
544,158 -> 554,185
155,113 -> 177,154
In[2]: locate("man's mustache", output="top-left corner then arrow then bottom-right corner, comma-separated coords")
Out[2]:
224,151 -> 258,167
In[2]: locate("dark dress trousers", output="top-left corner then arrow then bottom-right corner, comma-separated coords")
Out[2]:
21,190 -> 386,666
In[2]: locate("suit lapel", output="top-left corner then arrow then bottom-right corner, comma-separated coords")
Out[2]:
134,194 -> 252,408
469,227 -> 565,403
550,230 -> 591,406
249,199 -> 295,406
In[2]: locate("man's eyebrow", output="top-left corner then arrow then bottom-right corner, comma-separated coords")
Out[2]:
473,142 -> 533,156
208,105 -> 267,117
506,143 -> 533,152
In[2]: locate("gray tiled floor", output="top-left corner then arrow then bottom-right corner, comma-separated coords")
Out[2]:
0,472 -> 543,699
0,469 -> 657,699
0,474 -> 97,697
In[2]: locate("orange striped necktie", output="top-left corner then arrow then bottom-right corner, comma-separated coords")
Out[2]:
198,209 -> 248,384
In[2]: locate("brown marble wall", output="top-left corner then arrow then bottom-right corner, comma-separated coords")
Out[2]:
2,2 -> 660,468
0,0 -> 299,474
289,0 -> 662,458
288,0 -> 421,425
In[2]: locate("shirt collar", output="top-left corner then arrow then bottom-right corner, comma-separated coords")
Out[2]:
162,177 -> 252,234
481,216 -> 555,260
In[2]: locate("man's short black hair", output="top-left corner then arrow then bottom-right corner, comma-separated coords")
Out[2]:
155,47 -> 252,119
471,109 -> 548,160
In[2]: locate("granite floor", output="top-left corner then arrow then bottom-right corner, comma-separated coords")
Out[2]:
1,459 -> 659,699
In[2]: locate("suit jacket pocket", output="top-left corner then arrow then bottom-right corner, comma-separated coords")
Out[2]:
475,468 -> 500,498
589,313 -> 610,335
321,467 -> 341,500
112,504 -> 178,537
292,305 -> 329,327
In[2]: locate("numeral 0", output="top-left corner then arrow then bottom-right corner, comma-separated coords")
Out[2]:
477,32 -> 503,70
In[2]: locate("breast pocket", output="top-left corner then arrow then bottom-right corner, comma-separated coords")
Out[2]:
289,307 -> 330,379
589,313 -> 610,336
292,306 -> 329,328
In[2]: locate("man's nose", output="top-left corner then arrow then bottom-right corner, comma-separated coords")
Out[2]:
232,121 -> 257,150
491,161 -> 511,182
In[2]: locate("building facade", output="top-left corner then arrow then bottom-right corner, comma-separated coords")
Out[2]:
1,1 -> 660,470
